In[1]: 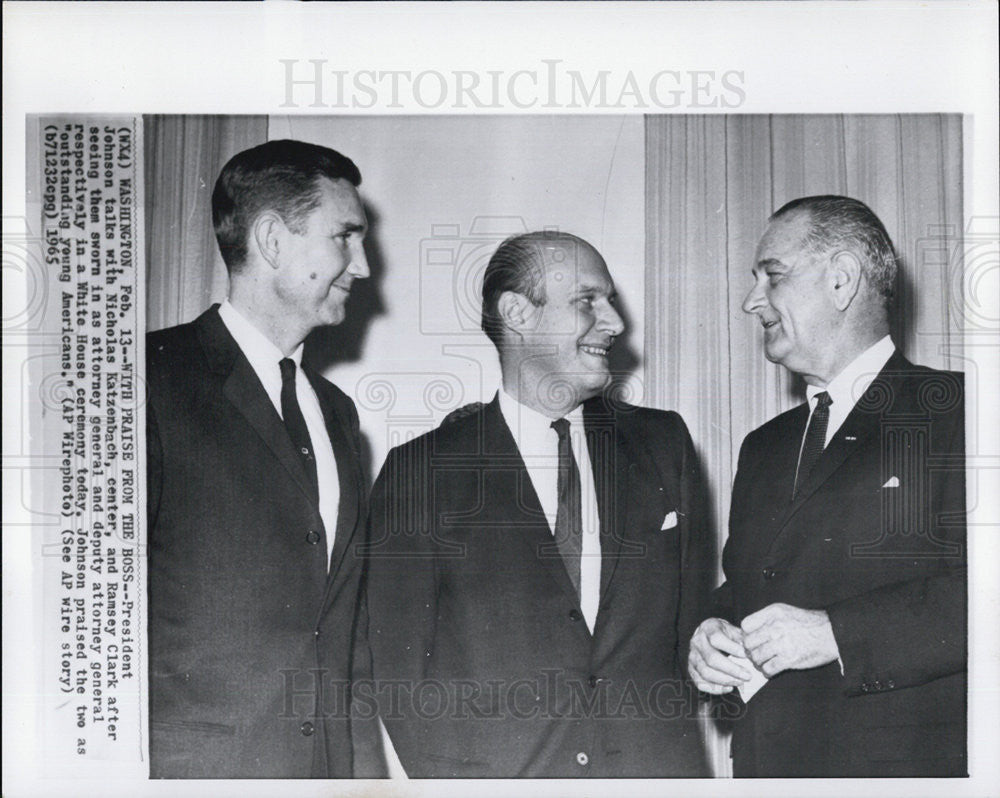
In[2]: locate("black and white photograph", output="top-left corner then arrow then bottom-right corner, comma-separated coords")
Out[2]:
3,4 -> 998,797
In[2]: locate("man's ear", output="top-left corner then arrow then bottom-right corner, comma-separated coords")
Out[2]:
497,291 -> 534,336
251,211 -> 284,270
828,250 -> 863,311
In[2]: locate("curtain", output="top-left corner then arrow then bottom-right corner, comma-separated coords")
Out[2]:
144,115 -> 268,331
645,114 -> 963,776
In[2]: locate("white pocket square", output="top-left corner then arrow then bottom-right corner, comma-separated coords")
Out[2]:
882,476 -> 900,488
660,510 -> 678,531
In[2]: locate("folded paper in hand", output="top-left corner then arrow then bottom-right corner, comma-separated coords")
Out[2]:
730,655 -> 768,703
660,510 -> 678,530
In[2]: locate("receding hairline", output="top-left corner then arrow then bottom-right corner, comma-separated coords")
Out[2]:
480,230 -> 610,349
520,231 -> 601,258
514,233 -> 607,280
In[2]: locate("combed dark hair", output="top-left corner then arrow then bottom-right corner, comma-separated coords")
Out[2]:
772,195 -> 898,305
212,139 -> 361,272
480,231 -> 587,349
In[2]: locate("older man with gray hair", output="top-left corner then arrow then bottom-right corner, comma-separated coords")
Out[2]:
689,195 -> 966,777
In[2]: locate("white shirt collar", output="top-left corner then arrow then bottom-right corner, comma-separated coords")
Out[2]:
498,386 -> 583,446
806,335 -> 894,444
219,300 -> 306,418
807,335 -> 894,407
219,300 -> 303,370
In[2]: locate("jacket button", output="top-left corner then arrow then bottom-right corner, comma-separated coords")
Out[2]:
887,679 -> 895,689
568,609 -> 582,622
762,567 -> 775,580
306,530 -> 321,545
300,721 -> 315,737
589,675 -> 602,688
576,751 -> 589,766
861,683 -> 870,693
873,680 -> 883,691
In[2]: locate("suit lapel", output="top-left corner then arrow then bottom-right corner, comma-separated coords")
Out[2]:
768,352 -> 908,552
746,405 -> 809,556
484,398 -> 584,610
784,399 -> 881,514
593,402 -> 682,599
196,307 -> 316,505
583,399 -> 628,598
307,368 -> 363,588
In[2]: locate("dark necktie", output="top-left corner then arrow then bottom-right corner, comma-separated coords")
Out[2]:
551,418 -> 582,601
279,358 -> 318,499
793,390 -> 832,500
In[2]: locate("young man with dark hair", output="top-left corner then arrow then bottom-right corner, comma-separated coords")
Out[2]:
147,140 -> 371,778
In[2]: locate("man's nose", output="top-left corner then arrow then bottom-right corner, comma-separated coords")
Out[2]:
600,302 -> 625,337
742,279 -> 765,315
348,242 -> 370,280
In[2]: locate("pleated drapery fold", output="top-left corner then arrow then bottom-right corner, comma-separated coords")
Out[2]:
144,115 -> 268,331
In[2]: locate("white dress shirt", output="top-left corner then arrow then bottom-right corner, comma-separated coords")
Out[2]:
805,335 -> 895,446
498,388 -> 602,633
219,300 -> 340,566
800,335 -> 894,679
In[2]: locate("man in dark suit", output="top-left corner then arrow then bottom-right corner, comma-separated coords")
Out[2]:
364,231 -> 712,777
688,195 -> 966,777
147,140 -> 372,777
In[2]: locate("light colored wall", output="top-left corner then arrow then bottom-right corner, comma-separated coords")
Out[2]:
271,115 -> 646,475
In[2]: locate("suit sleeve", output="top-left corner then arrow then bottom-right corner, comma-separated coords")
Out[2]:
826,401 -> 966,694
344,393 -> 366,482
672,412 -> 717,674
330,393 -> 388,778
363,443 -> 438,772
349,578 -> 390,777
705,434 -> 756,627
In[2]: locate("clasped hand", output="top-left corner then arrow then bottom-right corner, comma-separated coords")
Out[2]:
688,603 -> 840,694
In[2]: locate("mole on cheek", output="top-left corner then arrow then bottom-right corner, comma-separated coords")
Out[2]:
309,272 -> 317,280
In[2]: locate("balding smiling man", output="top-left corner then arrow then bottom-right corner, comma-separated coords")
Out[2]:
365,231 -> 713,777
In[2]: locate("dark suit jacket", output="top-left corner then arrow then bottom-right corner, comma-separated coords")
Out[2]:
363,394 -> 713,777
146,305 -> 368,778
714,352 -> 966,777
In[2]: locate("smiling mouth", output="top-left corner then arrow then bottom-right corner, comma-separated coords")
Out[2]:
580,344 -> 610,357
761,319 -> 779,330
